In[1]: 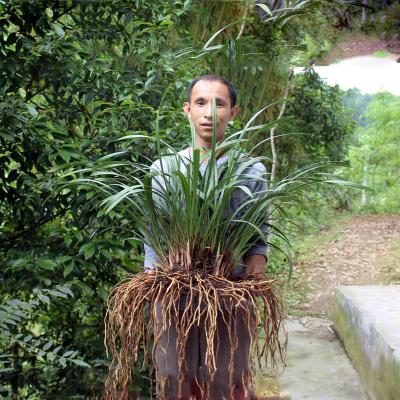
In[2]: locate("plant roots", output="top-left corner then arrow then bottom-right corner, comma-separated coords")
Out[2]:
104,269 -> 286,399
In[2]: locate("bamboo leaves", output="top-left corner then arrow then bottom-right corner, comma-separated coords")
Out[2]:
256,0 -> 374,26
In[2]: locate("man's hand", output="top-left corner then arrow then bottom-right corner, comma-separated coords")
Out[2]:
243,254 -> 267,277
146,269 -> 156,276
243,254 -> 267,292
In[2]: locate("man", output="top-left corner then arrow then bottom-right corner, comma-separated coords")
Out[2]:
145,75 -> 268,399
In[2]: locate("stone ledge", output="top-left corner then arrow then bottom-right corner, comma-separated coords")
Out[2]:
333,285 -> 400,400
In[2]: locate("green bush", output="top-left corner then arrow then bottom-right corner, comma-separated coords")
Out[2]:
346,92 -> 400,213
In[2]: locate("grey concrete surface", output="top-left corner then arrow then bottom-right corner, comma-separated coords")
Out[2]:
256,316 -> 369,400
334,285 -> 400,400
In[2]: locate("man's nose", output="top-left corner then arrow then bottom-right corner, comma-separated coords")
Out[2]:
204,102 -> 213,118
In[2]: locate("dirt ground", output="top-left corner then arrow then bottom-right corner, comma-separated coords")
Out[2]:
319,34 -> 400,65
289,215 -> 400,316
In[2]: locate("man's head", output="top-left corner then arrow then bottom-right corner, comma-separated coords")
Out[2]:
187,75 -> 237,107
183,75 -> 239,148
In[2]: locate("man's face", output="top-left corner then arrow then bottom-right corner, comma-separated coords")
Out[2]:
183,80 -> 239,147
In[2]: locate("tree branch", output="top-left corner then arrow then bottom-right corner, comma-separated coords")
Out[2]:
53,2 -> 79,24
236,1 -> 250,40
269,69 -> 294,190
0,207 -> 70,247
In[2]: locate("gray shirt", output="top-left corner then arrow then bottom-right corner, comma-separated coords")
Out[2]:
144,147 -> 268,275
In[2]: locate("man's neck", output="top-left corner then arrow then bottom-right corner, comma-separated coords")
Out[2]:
191,138 -> 226,155
189,146 -> 226,160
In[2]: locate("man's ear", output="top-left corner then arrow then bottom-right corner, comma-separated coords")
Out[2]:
230,105 -> 239,120
183,102 -> 191,118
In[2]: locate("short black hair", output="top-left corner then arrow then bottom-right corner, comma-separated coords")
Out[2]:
187,75 -> 237,107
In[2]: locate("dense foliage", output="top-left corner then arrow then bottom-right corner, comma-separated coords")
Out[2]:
346,92 -> 400,212
0,0 -> 367,397
343,88 -> 374,127
273,71 -> 355,176
0,1 -> 191,397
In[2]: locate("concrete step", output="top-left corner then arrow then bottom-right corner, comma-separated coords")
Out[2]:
334,285 -> 400,400
256,316 -> 368,399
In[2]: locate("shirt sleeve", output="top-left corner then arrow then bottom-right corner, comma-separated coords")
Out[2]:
143,159 -> 163,271
144,242 -> 158,270
242,162 -> 269,261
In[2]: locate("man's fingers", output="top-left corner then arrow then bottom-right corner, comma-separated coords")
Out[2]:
146,269 -> 156,276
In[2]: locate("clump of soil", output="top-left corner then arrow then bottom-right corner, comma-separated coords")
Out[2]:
289,214 -> 400,316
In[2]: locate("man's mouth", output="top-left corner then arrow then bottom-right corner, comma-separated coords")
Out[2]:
201,123 -> 214,128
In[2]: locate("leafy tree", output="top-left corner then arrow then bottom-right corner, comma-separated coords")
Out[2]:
0,0 -> 191,397
347,92 -> 400,212
343,88 -> 374,127
273,71 -> 355,177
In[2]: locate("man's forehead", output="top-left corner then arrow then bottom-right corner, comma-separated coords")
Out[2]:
191,79 -> 230,98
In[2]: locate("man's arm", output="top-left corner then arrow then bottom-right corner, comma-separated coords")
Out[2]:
144,241 -> 157,275
143,158 -> 165,276
242,162 -> 269,276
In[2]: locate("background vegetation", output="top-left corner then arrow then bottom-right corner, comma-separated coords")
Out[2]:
345,91 -> 400,213
1,0 -> 399,398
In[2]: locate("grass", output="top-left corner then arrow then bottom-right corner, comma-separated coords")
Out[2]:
292,212 -> 350,261
267,208 -> 351,273
272,209 -> 352,315
373,50 -> 389,57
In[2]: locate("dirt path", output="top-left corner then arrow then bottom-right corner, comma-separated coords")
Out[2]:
319,35 -> 399,65
289,214 -> 400,316
309,35 -> 400,95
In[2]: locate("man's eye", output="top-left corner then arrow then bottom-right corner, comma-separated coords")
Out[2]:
217,102 -> 224,107
197,102 -> 204,106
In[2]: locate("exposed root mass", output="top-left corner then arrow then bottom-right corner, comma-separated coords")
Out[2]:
104,268 -> 286,399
